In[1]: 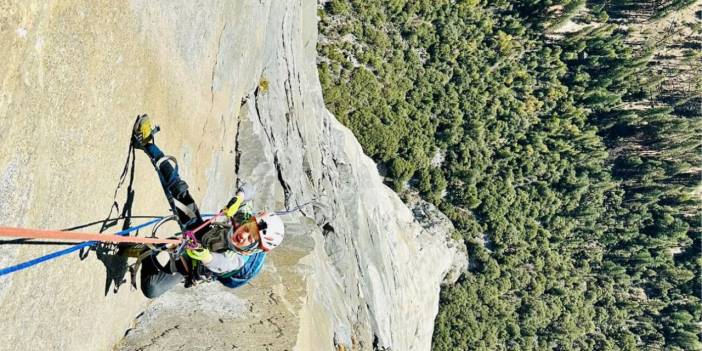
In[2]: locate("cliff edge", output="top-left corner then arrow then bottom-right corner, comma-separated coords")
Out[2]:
0,1 -> 466,350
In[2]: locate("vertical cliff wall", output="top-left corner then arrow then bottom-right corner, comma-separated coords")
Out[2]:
0,1 -> 465,350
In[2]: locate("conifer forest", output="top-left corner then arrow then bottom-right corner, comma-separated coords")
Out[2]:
317,1 -> 701,350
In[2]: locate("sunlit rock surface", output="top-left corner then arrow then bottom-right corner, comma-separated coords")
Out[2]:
0,1 -> 465,350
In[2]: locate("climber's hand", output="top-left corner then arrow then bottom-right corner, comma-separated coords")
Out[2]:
224,195 -> 243,217
236,182 -> 256,202
185,247 -> 213,263
226,195 -> 240,209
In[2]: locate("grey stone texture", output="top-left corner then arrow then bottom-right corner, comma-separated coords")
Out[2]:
0,1 -> 466,350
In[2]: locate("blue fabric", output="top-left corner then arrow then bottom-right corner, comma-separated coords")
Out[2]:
145,143 -> 178,187
239,254 -> 251,265
145,143 -> 165,161
144,143 -> 174,186
217,252 -> 266,288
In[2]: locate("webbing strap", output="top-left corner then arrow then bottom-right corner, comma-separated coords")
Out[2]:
155,155 -> 177,170
173,198 -> 197,221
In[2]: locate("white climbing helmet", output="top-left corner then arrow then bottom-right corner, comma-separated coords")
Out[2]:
257,213 -> 285,252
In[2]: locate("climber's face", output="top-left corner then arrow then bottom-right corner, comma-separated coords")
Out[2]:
230,221 -> 261,254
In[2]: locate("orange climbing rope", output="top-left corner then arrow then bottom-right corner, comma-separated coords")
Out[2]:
0,226 -> 181,245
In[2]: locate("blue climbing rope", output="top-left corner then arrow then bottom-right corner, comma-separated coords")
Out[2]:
0,213 -> 220,277
0,217 -> 162,277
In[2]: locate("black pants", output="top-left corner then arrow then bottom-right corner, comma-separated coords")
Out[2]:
139,143 -> 203,298
140,254 -> 187,298
143,143 -> 205,230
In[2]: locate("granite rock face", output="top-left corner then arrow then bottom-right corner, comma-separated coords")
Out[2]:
0,1 -> 466,350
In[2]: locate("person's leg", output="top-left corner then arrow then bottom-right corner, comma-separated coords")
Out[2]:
139,141 -> 204,230
143,143 -> 185,198
140,254 -> 185,299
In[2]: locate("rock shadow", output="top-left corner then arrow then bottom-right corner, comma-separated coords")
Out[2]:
94,243 -> 131,296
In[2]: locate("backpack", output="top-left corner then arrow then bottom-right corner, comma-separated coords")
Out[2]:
216,252 -> 266,288
198,210 -> 265,288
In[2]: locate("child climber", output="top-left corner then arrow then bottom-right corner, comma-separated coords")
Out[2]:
130,115 -> 285,298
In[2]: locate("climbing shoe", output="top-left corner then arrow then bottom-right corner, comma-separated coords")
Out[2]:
131,114 -> 159,149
